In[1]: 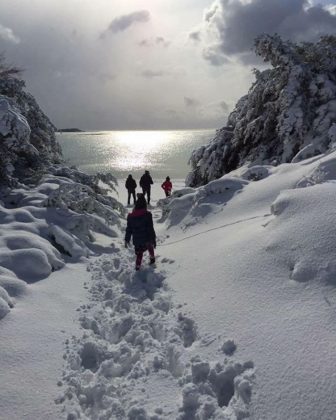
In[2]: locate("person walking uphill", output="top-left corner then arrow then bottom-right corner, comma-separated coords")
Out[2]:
139,170 -> 153,205
161,176 -> 172,197
125,194 -> 156,271
125,174 -> 137,206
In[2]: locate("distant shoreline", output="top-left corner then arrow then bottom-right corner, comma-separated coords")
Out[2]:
57,128 -> 84,133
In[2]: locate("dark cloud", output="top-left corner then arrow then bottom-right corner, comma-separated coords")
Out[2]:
202,0 -> 336,64
189,31 -> 201,42
184,96 -> 200,107
155,36 -> 170,47
138,39 -> 150,47
138,36 -> 169,48
104,10 -> 150,35
141,70 -> 165,78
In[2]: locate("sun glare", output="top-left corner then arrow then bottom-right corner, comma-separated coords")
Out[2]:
114,131 -> 170,152
108,131 -> 173,172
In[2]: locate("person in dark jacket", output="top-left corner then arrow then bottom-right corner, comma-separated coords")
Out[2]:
161,176 -> 172,197
139,170 -> 153,205
125,174 -> 137,205
125,193 -> 156,270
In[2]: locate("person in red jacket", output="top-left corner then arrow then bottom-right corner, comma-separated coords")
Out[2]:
125,194 -> 156,271
161,176 -> 172,197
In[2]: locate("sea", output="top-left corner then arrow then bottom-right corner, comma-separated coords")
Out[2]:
57,129 -> 215,180
57,129 -> 215,203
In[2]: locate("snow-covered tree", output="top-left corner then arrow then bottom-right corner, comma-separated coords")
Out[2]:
0,58 -> 62,186
187,34 -> 336,187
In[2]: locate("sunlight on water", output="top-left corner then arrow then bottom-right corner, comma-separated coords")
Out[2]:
111,131 -> 172,171
114,130 -> 170,151
57,129 -> 214,180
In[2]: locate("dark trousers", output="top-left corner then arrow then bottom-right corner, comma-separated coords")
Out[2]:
142,187 -> 151,204
127,189 -> 136,205
135,243 -> 155,267
164,190 -> 171,197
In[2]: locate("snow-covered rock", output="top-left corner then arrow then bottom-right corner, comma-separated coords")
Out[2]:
187,34 -> 336,186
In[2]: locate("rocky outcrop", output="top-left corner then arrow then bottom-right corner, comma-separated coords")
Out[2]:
187,34 -> 336,187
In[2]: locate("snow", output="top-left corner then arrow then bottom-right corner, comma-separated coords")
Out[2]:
2,80 -> 336,417
2,150 -> 336,418
4,36 -> 336,418
0,264 -> 90,420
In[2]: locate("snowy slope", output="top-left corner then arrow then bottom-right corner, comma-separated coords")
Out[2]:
160,155 -> 336,419
0,264 -> 90,419
56,152 -> 336,419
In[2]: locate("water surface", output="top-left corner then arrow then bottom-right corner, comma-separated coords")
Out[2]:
57,129 -> 214,181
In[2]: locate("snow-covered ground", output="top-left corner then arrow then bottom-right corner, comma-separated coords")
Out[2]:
2,154 -> 336,419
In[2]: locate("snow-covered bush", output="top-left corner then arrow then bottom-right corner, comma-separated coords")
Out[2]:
188,34 -> 336,186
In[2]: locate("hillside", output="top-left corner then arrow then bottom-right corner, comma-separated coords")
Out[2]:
187,34 -> 336,187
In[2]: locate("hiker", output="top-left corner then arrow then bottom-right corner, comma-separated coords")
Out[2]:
161,176 -> 172,197
125,174 -> 137,205
125,193 -> 156,271
139,170 -> 153,205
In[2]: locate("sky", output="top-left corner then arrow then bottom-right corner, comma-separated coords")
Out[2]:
0,0 -> 335,130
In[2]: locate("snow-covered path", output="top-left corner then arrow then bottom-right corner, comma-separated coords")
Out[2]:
61,236 -> 254,419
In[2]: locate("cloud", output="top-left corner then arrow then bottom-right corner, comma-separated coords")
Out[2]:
138,39 -> 150,47
219,100 -> 229,113
0,0 -> 254,130
141,70 -> 165,78
184,96 -> 200,107
202,46 -> 230,66
138,36 -> 170,48
0,24 -> 20,44
325,5 -> 336,15
200,0 -> 336,65
104,10 -> 150,35
155,36 -> 170,47
189,30 -> 201,42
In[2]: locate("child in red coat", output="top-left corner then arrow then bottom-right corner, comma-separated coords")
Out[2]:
161,176 -> 172,197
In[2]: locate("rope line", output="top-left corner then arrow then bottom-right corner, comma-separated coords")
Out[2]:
158,213 -> 272,247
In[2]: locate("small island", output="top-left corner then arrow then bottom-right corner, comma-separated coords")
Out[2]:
57,128 -> 84,133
